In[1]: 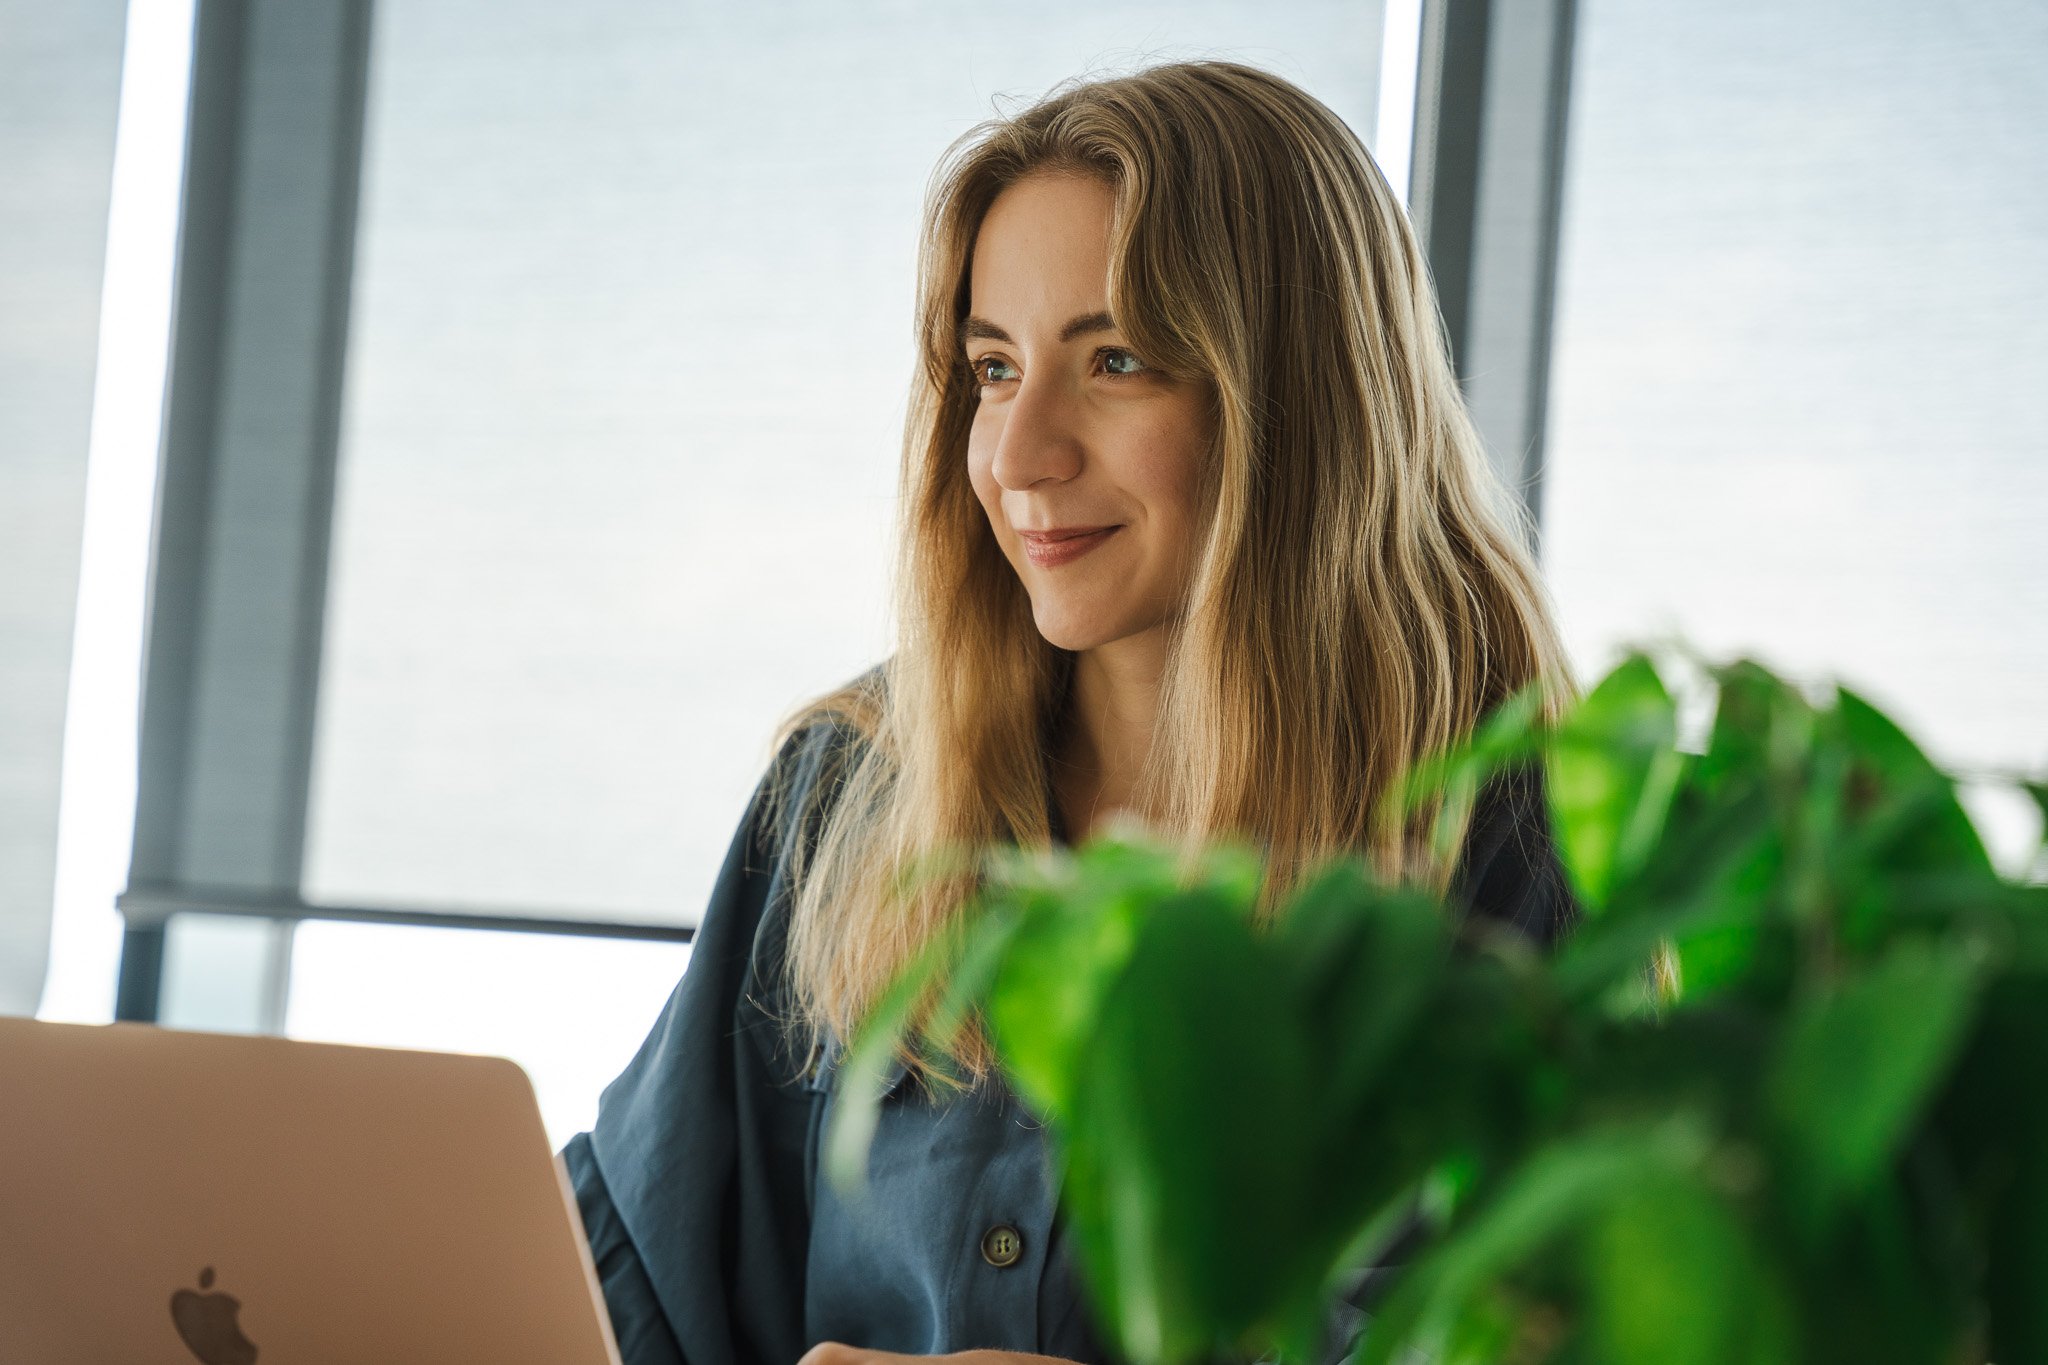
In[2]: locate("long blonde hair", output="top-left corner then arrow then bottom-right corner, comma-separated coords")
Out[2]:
776,59 -> 1578,1081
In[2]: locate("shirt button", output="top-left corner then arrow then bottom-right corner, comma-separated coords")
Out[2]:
980,1223 -> 1024,1268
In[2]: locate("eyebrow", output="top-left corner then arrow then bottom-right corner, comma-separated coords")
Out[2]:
961,310 -> 1118,347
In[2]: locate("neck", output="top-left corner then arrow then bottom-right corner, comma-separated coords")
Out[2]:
1054,627 -> 1168,840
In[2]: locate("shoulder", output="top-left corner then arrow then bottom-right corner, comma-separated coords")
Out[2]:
736,670 -> 889,980
1447,760 -> 1581,950
754,680 -> 884,870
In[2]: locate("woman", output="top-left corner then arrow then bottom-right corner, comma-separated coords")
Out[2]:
561,59 -> 1580,1365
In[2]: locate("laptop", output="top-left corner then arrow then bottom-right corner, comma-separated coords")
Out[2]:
0,1015 -> 623,1365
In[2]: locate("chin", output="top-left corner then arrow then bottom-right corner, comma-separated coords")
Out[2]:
1028,608 -> 1094,652
1027,598 -> 1134,654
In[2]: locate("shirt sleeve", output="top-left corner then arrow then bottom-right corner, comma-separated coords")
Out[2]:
1447,758 -> 1583,949
561,722 -> 852,1365
562,1132 -> 688,1365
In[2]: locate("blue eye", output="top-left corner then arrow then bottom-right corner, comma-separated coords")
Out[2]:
970,355 -> 1018,385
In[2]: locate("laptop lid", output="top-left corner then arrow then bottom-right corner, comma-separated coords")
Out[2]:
0,1016 -> 623,1365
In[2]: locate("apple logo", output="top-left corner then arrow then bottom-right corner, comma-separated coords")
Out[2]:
170,1266 -> 259,1364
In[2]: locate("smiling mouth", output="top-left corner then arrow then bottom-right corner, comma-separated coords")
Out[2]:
1018,526 -> 1121,567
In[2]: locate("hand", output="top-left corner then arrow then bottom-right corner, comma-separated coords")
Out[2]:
798,1347 -> 1075,1365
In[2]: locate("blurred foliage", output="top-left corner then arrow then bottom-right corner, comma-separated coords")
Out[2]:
826,645 -> 2048,1365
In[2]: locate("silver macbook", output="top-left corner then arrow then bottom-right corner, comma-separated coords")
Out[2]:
0,1015 -> 622,1365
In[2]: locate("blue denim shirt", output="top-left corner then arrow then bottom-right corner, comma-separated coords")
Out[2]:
561,719 -> 1575,1365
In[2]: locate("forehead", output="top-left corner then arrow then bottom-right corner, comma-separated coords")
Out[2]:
967,173 -> 1117,326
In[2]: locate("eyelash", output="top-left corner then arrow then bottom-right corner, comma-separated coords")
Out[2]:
966,347 -> 1148,387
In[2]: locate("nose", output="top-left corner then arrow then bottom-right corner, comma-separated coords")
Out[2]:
988,371 -> 1084,491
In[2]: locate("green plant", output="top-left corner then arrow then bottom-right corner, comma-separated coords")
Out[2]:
827,646 -> 2048,1365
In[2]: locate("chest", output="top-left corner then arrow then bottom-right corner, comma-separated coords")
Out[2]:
801,1043 -> 1112,1361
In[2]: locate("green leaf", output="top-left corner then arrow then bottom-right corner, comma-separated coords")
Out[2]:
1059,891 -> 1318,1365
1274,868 -> 1469,1300
1277,865 -> 1449,1104
1937,975 -> 2048,1363
1353,1125 -> 1702,1365
1788,1176 -> 1973,1365
1436,1287 -> 1523,1365
1767,942 -> 1980,1225
1832,687 -> 1995,880
1544,653 -> 1683,912
982,868 -> 1157,1121
1695,660 -> 1811,797
1550,793 -> 1781,1005
1586,1171 -> 1796,1365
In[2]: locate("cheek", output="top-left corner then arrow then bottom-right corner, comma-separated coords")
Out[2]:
1129,416 -> 1211,545
966,408 -> 1007,520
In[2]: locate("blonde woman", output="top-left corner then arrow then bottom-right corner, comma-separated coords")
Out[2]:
561,59 -> 1580,1365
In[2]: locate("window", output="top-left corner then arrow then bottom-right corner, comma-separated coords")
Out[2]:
1543,0 -> 2047,868
290,1 -> 1392,1136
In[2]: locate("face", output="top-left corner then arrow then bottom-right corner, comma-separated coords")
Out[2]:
963,172 -> 1214,656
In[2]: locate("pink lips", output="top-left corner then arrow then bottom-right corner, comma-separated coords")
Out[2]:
1017,525 -> 1121,568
